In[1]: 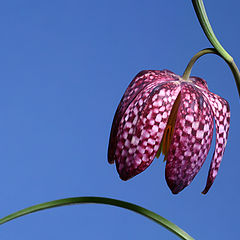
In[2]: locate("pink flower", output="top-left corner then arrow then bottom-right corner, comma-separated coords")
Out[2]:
108,70 -> 230,194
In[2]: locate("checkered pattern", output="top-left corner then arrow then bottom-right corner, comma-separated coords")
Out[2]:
108,70 -> 178,164
190,76 -> 209,91
165,84 -> 214,194
108,70 -> 230,194
115,82 -> 181,180
201,91 -> 230,194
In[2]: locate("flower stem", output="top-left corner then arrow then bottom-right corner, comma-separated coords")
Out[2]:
0,196 -> 194,240
226,60 -> 240,96
192,0 -> 232,62
182,48 -> 219,80
192,0 -> 240,96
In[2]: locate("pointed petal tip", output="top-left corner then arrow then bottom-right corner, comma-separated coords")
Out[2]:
107,151 -> 115,164
118,171 -> 133,181
171,189 -> 180,195
166,178 -> 185,194
119,176 -> 129,181
201,183 -> 212,195
108,157 -> 114,164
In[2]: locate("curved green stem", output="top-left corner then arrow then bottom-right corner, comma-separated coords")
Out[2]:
192,0 -> 232,62
182,48 -> 219,80
0,196 -> 194,240
192,0 -> 240,96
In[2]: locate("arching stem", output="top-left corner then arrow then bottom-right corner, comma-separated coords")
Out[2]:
192,0 -> 240,96
0,196 -> 194,240
182,48 -> 219,80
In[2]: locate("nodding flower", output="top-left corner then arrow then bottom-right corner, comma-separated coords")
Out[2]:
108,70 -> 230,194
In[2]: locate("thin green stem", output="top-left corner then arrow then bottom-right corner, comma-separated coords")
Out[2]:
192,0 -> 240,96
192,0 -> 232,62
182,48 -> 219,80
226,60 -> 240,96
0,196 -> 194,240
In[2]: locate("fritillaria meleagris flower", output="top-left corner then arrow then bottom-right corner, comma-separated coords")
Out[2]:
108,70 -> 230,194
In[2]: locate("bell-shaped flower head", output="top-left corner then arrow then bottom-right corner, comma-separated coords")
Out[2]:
108,70 -> 230,194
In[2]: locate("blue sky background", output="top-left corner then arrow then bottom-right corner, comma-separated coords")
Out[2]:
0,1 -> 239,239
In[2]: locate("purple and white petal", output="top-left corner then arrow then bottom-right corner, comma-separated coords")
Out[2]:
108,70 -> 178,163
201,91 -> 230,194
190,76 -> 209,91
115,82 -> 181,180
165,83 -> 214,194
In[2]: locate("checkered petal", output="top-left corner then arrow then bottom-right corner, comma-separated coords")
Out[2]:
113,81 -> 181,180
190,76 -> 209,91
108,70 -> 178,163
201,91 -> 230,194
165,83 -> 214,194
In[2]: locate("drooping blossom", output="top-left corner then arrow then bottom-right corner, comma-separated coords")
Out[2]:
108,70 -> 230,194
